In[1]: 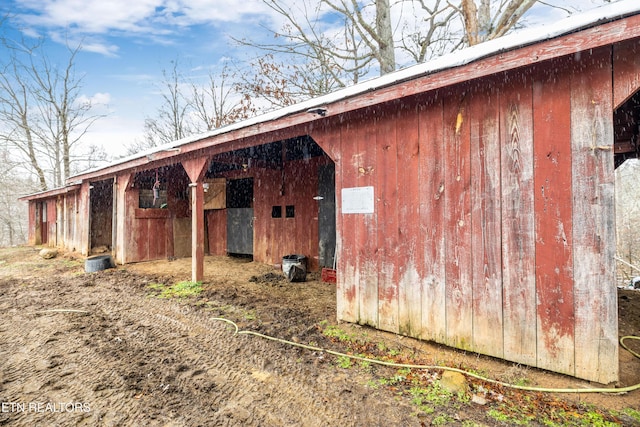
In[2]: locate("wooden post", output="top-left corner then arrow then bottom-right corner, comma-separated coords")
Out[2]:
190,182 -> 204,282
182,157 -> 209,283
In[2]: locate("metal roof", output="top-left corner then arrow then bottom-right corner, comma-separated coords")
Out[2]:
57,0 -> 640,183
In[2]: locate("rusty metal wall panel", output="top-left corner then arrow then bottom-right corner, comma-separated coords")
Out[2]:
570,48 -> 618,384
470,83 -> 504,358
532,59 -> 576,377
227,208 -> 253,255
501,78 -> 537,366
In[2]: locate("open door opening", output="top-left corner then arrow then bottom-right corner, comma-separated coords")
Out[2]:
614,89 -> 640,285
38,201 -> 48,245
226,177 -> 254,257
89,178 -> 114,254
318,163 -> 336,269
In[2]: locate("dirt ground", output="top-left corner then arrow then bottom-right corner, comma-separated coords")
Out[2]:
0,247 -> 638,426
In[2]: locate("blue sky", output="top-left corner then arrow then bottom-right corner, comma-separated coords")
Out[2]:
1,0 -> 613,158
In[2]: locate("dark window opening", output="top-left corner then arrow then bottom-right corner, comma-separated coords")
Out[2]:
135,169 -> 168,208
272,206 -> 282,218
286,205 -> 295,218
227,178 -> 254,208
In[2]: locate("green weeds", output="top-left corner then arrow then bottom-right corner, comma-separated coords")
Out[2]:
147,281 -> 203,299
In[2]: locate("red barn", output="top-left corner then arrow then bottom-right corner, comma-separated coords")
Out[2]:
21,1 -> 640,383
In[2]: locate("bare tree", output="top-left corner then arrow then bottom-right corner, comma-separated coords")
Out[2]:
236,0 -> 600,108
125,61 -> 255,155
140,61 -> 192,149
0,148 -> 33,246
0,38 -> 104,190
190,63 -> 256,132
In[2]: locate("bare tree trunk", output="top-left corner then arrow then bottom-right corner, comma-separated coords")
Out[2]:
461,0 -> 538,46
376,0 -> 395,74
21,113 -> 48,190
461,0 -> 480,45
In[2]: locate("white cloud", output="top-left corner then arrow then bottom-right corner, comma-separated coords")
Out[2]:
13,0 -> 274,36
83,113 -> 145,157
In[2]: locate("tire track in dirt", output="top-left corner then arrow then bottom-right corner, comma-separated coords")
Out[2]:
91,291 -> 360,426
1,271 -> 417,426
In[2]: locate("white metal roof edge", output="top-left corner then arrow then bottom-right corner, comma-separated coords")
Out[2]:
70,0 -> 639,181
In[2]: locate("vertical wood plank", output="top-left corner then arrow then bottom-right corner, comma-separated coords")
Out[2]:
338,119 -> 359,322
571,47 -> 619,384
356,112 -> 379,327
501,74 -> 537,366
470,83 -> 503,357
533,60 -> 575,376
418,94 -> 447,342
444,88 -> 473,349
397,103 -> 422,336
377,107 -> 400,333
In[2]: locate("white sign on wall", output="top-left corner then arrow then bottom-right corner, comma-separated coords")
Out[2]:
341,186 -> 374,214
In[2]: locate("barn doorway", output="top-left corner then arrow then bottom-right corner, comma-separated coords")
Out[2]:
318,163 -> 336,269
226,177 -> 254,256
614,89 -> 640,285
38,201 -> 48,245
89,178 -> 114,254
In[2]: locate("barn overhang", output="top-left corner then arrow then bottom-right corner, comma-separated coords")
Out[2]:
19,184 -> 81,202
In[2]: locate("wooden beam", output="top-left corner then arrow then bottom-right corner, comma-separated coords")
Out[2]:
182,157 -> 209,283
190,182 -> 205,282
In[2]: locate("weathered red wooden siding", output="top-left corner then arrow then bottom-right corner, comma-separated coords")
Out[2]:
470,80 -> 503,357
532,58 -> 575,376
500,75 -> 537,366
397,103 -> 421,337
27,202 -> 37,245
377,108 -> 400,333
418,93 -> 446,343
443,87 -> 473,350
123,187 -> 171,263
313,48 -> 620,383
570,48 -> 618,382
130,208 -> 171,261
65,194 -> 76,252
355,112 -> 378,327
252,156 -> 326,271
46,199 -> 57,246
338,117 -> 362,323
206,210 -> 227,256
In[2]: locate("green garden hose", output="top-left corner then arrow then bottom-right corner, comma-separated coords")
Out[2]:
212,317 -> 640,394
